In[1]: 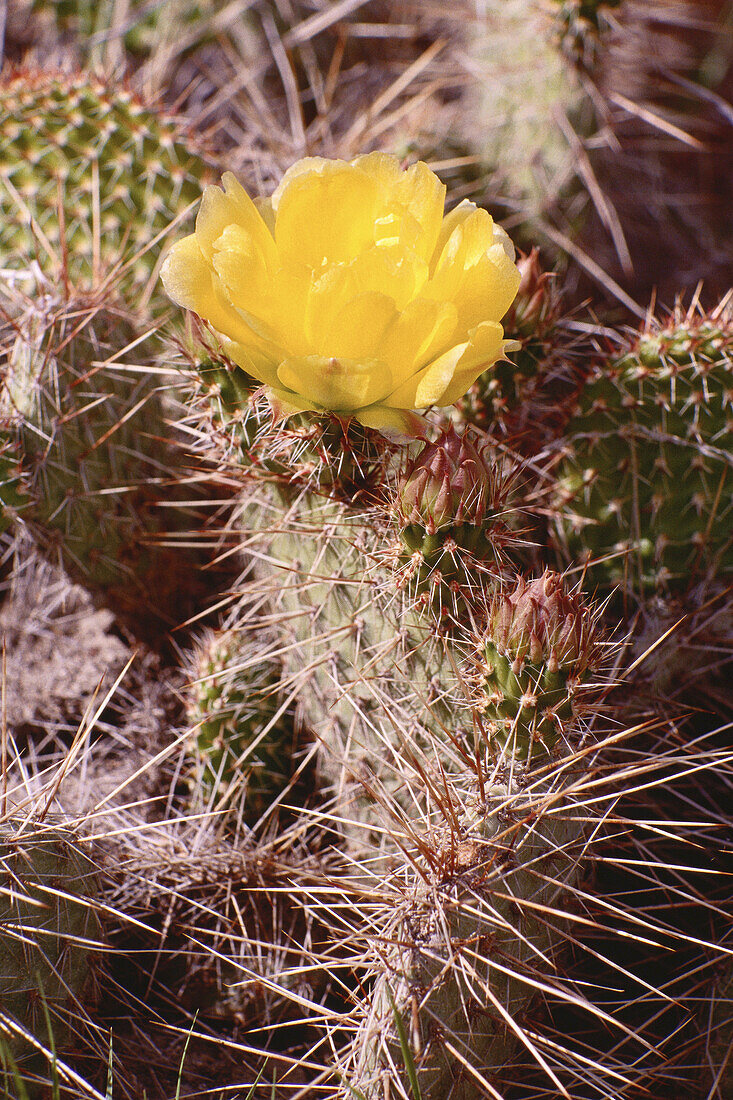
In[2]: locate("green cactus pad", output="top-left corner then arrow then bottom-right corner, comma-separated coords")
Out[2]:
346,775 -> 588,1099
553,313 -> 733,596
0,68 -> 214,291
0,281 -> 206,640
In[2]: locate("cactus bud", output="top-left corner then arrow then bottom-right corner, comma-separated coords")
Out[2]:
478,570 -> 602,758
396,426 -> 515,595
399,425 -> 496,533
504,247 -> 554,339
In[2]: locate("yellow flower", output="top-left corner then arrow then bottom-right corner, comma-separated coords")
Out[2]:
161,153 -> 521,437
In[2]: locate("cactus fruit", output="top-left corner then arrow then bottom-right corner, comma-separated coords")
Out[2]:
0,276 -> 206,641
0,68 -> 214,291
0,822 -> 100,1073
396,425 -> 517,595
553,306 -> 733,597
186,626 -> 303,827
476,570 -> 603,760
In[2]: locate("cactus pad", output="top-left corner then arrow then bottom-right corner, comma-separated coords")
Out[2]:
0,69 -> 213,289
186,627 -> 302,826
554,311 -> 733,596
0,823 -> 100,1070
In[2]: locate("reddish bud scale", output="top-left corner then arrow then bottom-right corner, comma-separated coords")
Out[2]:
399,426 -> 497,532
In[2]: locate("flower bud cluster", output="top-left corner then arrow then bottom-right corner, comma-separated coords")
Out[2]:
399,426 -> 501,535
488,570 -> 596,674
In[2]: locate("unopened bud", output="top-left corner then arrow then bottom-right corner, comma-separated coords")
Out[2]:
399,426 -> 499,533
488,570 -> 595,672
503,248 -> 554,339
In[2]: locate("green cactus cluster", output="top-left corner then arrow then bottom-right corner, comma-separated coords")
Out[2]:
553,310 -> 733,597
0,24 -> 730,1100
0,69 -> 213,290
347,777 -> 587,1098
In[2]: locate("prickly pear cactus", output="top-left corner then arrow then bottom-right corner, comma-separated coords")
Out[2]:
0,277 -> 205,640
0,68 -> 214,290
345,769 -> 590,1099
0,823 -> 100,1071
186,626 -> 302,826
29,0 -> 217,61
553,307 -> 733,597
467,0 -> 603,255
160,151 -> 623,1093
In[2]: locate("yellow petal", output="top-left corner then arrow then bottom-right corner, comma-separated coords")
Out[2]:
254,195 -> 276,236
429,199 -> 482,271
447,242 -> 522,335
269,264 -> 314,358
395,160 -> 446,263
354,154 -> 446,263
377,298 -> 458,381
353,405 -> 429,441
430,206 -> 496,288
384,321 -> 505,409
270,157 -> 337,211
211,223 -> 275,323
160,235 -> 265,348
313,291 -> 400,362
277,355 -> 395,412
274,161 -> 379,268
434,322 -> 507,407
383,344 -> 466,409
343,244 -> 428,312
267,387 -> 319,422
195,172 -> 276,269
221,340 -> 281,389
